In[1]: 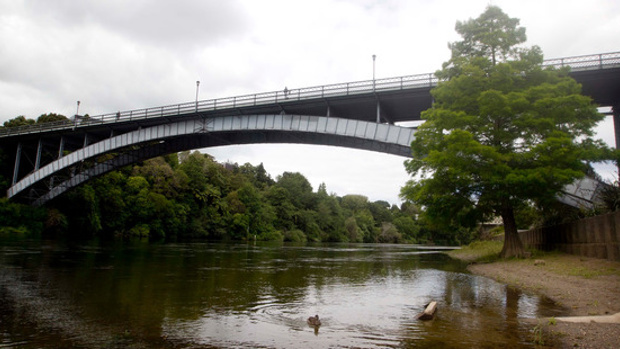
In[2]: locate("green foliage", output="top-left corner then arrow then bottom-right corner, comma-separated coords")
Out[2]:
378,222 -> 402,243
0,198 -> 46,234
355,209 -> 376,242
447,240 -> 504,263
257,230 -> 284,242
128,224 -> 150,238
341,194 -> 368,212
275,172 -> 314,209
532,321 -> 546,345
600,180 -> 620,212
3,115 -> 35,128
0,150 -> 431,243
36,113 -> 68,124
283,229 -> 307,243
237,162 -> 274,189
44,207 -> 68,230
369,201 -> 392,224
32,153 -> 350,241
402,6 -> 610,258
392,216 -> 419,243
65,184 -> 103,236
0,133 -> 426,243
344,216 -> 361,242
448,5 -> 526,66
266,186 -> 296,230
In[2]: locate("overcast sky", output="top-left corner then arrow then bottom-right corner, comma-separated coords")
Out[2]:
1,0 -> 619,205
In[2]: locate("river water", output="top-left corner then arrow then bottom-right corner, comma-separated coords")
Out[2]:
0,236 -> 567,348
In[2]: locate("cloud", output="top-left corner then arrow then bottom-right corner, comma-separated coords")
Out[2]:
21,0 -> 250,49
0,0 -> 253,118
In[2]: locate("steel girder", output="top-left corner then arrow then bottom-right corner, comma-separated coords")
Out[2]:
8,114 -> 417,205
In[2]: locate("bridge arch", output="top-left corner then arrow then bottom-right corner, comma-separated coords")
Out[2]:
9,114 -> 416,205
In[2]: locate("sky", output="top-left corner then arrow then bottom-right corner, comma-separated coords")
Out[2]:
1,0 -> 619,205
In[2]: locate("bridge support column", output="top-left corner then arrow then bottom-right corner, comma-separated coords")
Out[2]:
51,137 -> 65,189
614,105 -> 620,179
58,136 -> 65,159
12,142 -> 22,185
376,101 -> 381,123
35,139 -> 42,170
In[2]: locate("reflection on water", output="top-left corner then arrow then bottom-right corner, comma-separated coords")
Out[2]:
0,237 -> 566,348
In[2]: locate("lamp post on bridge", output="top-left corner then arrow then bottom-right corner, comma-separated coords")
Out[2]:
74,100 -> 81,127
373,54 -> 380,123
372,54 -> 376,87
195,80 -> 200,112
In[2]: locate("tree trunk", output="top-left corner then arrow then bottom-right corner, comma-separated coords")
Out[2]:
499,203 -> 525,258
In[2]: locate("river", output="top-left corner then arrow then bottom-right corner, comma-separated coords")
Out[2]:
0,236 -> 567,348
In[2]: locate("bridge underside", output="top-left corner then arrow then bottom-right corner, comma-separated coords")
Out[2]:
7,114 -> 416,206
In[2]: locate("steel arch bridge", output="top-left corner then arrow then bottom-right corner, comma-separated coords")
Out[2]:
6,115 -> 416,206
2,51 -> 620,206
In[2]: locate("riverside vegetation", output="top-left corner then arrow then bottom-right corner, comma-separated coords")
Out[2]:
0,140 -> 471,244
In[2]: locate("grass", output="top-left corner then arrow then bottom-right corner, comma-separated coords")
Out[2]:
449,240 -> 620,284
447,240 -> 503,263
532,321 -> 547,346
566,265 -> 619,278
525,251 -> 620,278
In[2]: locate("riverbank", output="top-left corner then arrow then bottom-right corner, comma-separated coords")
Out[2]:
449,245 -> 620,348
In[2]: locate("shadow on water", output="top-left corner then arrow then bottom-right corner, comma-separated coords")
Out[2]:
0,236 -> 567,348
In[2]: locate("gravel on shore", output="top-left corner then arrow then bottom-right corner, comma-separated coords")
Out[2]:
462,253 -> 620,348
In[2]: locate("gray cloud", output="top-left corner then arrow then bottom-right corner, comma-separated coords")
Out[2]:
21,0 -> 250,48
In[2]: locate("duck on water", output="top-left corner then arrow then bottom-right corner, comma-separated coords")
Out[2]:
307,315 -> 321,326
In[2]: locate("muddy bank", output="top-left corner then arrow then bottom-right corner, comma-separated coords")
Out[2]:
465,254 -> 620,348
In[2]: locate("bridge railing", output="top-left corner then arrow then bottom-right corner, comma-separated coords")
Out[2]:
542,51 -> 620,70
1,51 -> 619,138
0,72 -> 438,138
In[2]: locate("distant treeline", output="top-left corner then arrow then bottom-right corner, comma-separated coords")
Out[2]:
0,114 -> 475,245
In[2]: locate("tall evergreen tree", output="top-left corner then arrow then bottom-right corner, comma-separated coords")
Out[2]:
401,6 -> 609,257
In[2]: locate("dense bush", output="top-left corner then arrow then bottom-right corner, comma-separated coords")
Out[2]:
0,151 -> 441,243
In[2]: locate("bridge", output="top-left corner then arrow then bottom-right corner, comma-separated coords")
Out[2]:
1,52 -> 620,206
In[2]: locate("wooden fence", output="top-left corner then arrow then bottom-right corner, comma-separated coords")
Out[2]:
519,211 -> 620,261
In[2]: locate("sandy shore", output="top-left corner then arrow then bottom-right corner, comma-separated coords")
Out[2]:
465,254 -> 620,348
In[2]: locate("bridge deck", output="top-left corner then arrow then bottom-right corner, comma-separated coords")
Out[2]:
1,51 -> 619,206
1,52 -> 619,140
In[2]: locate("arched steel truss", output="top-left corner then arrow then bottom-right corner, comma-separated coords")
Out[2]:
9,114 -> 416,206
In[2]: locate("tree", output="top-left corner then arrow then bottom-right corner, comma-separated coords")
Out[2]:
392,215 -> 419,243
37,113 -> 68,124
275,172 -> 314,209
316,193 -> 343,240
401,6 -> 608,258
3,115 -> 35,128
265,186 -> 296,230
449,5 -> 525,66
340,194 -> 368,212
369,200 -> 392,224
